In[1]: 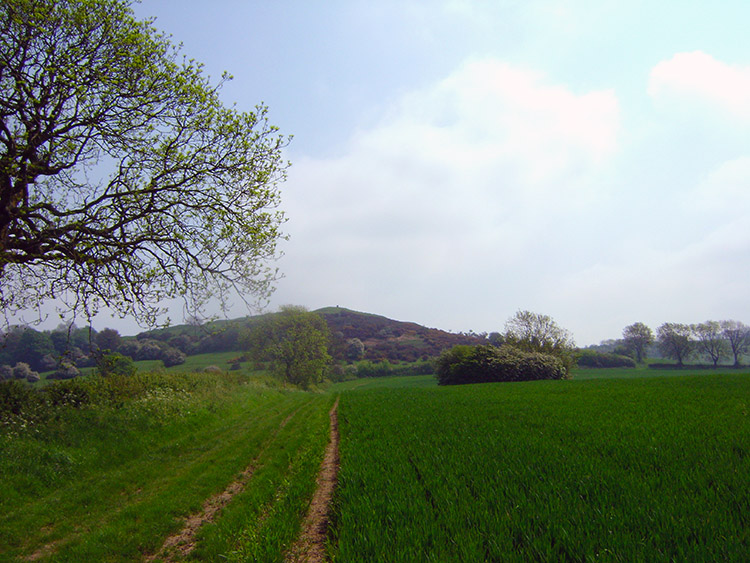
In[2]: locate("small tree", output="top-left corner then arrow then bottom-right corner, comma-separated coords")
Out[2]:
244,306 -> 331,387
345,338 -> 365,362
160,347 -> 186,368
656,323 -> 693,367
622,322 -> 654,364
692,321 -> 728,367
12,362 -> 39,382
95,352 -> 136,377
96,329 -> 122,353
721,320 -> 750,367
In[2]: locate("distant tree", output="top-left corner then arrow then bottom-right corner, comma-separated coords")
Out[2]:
244,306 -> 331,387
691,321 -> 728,367
0,364 -> 12,380
160,347 -> 186,368
504,310 -> 575,373
95,353 -> 136,377
39,355 -> 58,372
118,339 -> 141,360
168,334 -> 195,354
487,332 -> 504,347
14,328 -> 55,371
345,338 -> 365,362
656,323 -> 693,367
622,322 -> 654,363
49,329 -> 71,356
12,362 -> 38,382
50,362 -> 80,380
721,320 -> 750,367
96,329 -> 122,353
0,0 -> 288,328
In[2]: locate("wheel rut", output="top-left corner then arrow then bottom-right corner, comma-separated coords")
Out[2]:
285,397 -> 340,563
145,405 -> 302,562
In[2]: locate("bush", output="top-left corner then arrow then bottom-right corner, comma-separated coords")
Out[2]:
44,379 -> 92,408
0,364 -> 13,381
95,353 -> 137,377
577,350 -> 636,368
49,363 -> 80,380
160,347 -> 186,368
435,345 -> 566,385
0,380 -> 38,416
12,362 -> 40,382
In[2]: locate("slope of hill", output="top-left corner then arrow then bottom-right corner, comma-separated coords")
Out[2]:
129,306 -> 484,364
316,307 -> 485,362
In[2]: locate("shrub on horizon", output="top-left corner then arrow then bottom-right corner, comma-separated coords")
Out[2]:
435,344 -> 566,385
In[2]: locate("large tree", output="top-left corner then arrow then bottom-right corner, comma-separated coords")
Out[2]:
0,0 -> 288,327
622,322 -> 653,363
720,320 -> 750,367
244,306 -> 331,387
692,321 -> 728,367
656,323 -> 693,367
503,310 -> 575,373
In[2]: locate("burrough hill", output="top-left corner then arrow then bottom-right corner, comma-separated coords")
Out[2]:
316,307 -> 485,362
131,306 -> 485,364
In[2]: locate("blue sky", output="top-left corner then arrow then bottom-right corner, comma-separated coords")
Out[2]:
107,0 -> 750,344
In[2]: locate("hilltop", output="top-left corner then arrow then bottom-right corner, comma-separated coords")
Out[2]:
315,307 -> 484,362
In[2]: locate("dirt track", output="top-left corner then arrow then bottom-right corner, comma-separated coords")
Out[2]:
285,398 -> 340,562
145,398 -> 340,562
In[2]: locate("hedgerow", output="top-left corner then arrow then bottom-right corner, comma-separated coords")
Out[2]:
435,344 -> 566,385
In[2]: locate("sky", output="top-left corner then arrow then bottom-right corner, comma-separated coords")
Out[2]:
69,1 -> 750,344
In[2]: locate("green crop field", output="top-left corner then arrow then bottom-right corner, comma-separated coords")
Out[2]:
330,374 -> 750,561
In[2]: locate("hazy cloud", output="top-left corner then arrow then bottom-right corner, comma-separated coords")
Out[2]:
649,51 -> 750,120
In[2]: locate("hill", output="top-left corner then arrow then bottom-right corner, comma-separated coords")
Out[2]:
315,307 -> 485,362
129,306 -> 484,364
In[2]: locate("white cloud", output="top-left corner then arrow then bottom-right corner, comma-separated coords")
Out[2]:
648,51 -> 750,120
273,59 -> 621,331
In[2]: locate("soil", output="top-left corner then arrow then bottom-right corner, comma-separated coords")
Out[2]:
284,398 -> 340,563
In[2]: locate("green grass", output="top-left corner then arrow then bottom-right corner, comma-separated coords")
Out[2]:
573,365 -> 750,380
0,372 -> 333,561
330,374 -> 750,561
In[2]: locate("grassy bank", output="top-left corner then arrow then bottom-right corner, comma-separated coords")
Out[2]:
0,371 -> 334,561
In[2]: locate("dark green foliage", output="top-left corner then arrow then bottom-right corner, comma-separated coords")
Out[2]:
95,328 -> 121,352
345,338 -> 365,361
435,344 -> 566,385
244,306 -> 331,387
49,363 -> 80,380
44,380 -> 92,408
0,380 -> 38,415
577,350 -> 636,368
159,347 -> 186,368
95,352 -> 137,377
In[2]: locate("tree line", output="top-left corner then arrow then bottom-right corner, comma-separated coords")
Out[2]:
610,320 -> 750,367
